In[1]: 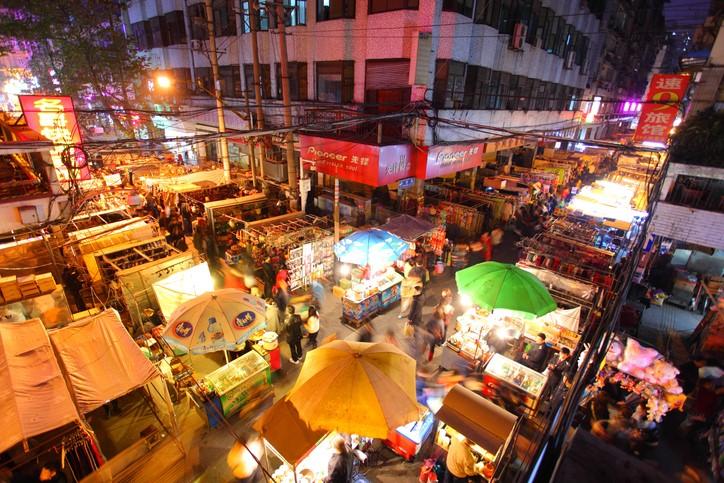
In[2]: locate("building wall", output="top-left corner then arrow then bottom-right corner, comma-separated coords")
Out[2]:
659,162 -> 724,200
126,0 -> 599,126
649,201 -> 724,250
0,195 -> 67,234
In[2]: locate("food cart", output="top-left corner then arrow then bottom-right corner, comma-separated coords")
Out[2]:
441,308 -> 525,372
192,350 -> 272,428
0,273 -> 72,328
253,396 -> 338,482
435,385 -> 520,480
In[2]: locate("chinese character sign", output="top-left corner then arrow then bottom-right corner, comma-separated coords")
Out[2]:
633,74 -> 690,144
19,95 -> 89,182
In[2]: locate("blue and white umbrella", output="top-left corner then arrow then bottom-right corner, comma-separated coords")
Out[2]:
333,228 -> 409,266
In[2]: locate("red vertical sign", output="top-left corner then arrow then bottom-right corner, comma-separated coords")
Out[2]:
633,74 -> 690,144
19,95 -> 89,182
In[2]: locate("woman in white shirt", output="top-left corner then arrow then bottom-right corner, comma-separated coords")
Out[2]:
305,306 -> 320,349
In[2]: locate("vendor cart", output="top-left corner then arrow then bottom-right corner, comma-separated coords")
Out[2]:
481,353 -> 546,415
191,350 -> 272,428
384,405 -> 435,461
435,385 -> 520,481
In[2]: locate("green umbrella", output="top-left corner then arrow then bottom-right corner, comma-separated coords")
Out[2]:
455,262 -> 556,318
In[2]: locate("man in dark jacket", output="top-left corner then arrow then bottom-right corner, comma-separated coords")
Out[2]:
285,306 -> 304,364
407,286 -> 425,327
521,333 -> 550,372
542,347 -> 571,401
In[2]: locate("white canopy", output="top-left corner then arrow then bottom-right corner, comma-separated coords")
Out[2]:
48,309 -> 160,414
152,262 -> 214,320
0,319 -> 80,453
143,168 -> 227,190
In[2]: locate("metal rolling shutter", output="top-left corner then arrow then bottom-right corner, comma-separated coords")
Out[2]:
365,60 -> 411,90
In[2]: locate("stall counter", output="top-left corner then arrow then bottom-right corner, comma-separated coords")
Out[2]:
342,272 -> 403,326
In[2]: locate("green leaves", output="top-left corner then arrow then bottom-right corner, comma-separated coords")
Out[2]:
669,108 -> 724,168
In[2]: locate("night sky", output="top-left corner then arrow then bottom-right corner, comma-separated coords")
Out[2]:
664,0 -> 712,28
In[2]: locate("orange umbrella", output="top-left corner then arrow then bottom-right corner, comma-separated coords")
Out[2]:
287,340 -> 419,438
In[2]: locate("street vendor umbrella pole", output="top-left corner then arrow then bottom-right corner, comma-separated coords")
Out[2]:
333,228 -> 409,267
162,288 -> 267,355
287,340 -> 419,439
455,261 -> 557,318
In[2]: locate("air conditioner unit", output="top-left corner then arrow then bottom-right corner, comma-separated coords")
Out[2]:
564,50 -> 575,69
509,23 -> 527,50
190,39 -> 203,51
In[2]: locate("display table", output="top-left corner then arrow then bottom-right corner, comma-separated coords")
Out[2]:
342,272 -> 403,327
192,351 -> 271,428
481,353 -> 546,415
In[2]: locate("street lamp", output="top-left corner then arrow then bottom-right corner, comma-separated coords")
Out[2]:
155,74 -> 173,90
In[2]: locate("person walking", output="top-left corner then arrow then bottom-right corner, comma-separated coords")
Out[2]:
265,298 -> 282,334
305,306 -> 320,349
424,310 -> 445,362
437,289 -> 455,339
398,258 -> 416,319
61,263 -> 86,312
285,305 -> 304,364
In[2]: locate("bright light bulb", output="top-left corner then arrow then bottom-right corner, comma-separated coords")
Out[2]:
459,293 -> 473,307
156,74 -> 172,89
339,264 -> 351,277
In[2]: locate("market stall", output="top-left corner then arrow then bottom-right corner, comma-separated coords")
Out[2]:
253,396 -> 336,482
234,214 -> 334,291
380,214 -> 447,268
151,262 -> 214,320
595,335 -> 685,423
481,352 -> 547,414
0,273 -> 72,328
334,229 -> 408,327
204,193 -> 271,253
191,350 -> 272,428
435,385 -> 519,480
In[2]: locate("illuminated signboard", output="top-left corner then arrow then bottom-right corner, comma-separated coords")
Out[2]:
633,74 -> 690,145
18,95 -> 89,181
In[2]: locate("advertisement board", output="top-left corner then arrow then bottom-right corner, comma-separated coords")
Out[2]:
418,142 -> 486,179
633,74 -> 690,144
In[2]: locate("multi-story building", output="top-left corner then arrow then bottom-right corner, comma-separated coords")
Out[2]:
124,0 -> 603,171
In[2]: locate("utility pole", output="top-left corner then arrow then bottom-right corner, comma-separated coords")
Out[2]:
249,0 -> 266,179
275,0 -> 299,210
244,93 -> 258,187
203,0 -> 231,183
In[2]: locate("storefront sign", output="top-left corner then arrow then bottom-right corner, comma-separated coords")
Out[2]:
633,74 -> 690,144
398,177 -> 415,189
300,135 -> 414,186
420,142 -> 486,179
19,95 -> 89,182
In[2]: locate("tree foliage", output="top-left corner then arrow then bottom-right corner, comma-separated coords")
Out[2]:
0,0 -> 148,133
668,107 -> 724,168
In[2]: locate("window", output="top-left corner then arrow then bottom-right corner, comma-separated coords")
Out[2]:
316,61 -> 354,103
287,0 -> 307,26
188,3 -> 208,40
552,17 -> 566,56
213,0 -> 237,36
526,0 -> 541,45
443,0 -> 473,18
171,68 -> 194,95
195,67 -> 212,94
219,65 -> 242,97
131,21 -> 152,50
317,0 -> 355,21
463,66 -> 490,109
475,0 -> 500,27
532,79 -> 547,110
433,60 -> 466,108
275,62 -> 308,100
576,36 -> 589,69
148,16 -> 166,48
517,76 -> 531,110
242,0 -> 306,32
562,23 -> 574,58
486,70 -> 501,109
369,0 -> 418,14
163,11 -> 187,45
243,64 -> 272,98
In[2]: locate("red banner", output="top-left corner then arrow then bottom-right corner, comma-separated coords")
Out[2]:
633,74 -> 690,144
300,135 -> 414,186
418,142 -> 486,179
19,95 -> 89,182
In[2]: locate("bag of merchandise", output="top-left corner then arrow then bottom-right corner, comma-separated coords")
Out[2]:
403,322 -> 415,337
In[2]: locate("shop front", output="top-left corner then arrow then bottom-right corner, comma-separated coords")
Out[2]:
300,134 -> 415,226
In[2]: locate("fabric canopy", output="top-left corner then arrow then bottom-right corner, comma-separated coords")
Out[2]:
253,397 -> 328,466
152,262 -> 214,320
0,319 -> 80,453
380,214 -> 436,242
436,385 -> 517,454
517,264 -> 596,301
49,309 -> 159,414
535,306 -> 582,333
143,168 -> 226,190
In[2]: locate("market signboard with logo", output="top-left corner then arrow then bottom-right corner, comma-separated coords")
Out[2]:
300,134 -> 414,186
417,142 -> 486,179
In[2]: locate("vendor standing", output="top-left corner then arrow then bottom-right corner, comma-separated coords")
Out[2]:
520,333 -> 550,372
445,436 -> 479,482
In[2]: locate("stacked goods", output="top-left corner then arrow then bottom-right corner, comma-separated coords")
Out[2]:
0,272 -> 57,303
451,244 -> 469,270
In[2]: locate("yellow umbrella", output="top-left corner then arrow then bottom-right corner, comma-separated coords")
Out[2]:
287,340 -> 419,438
